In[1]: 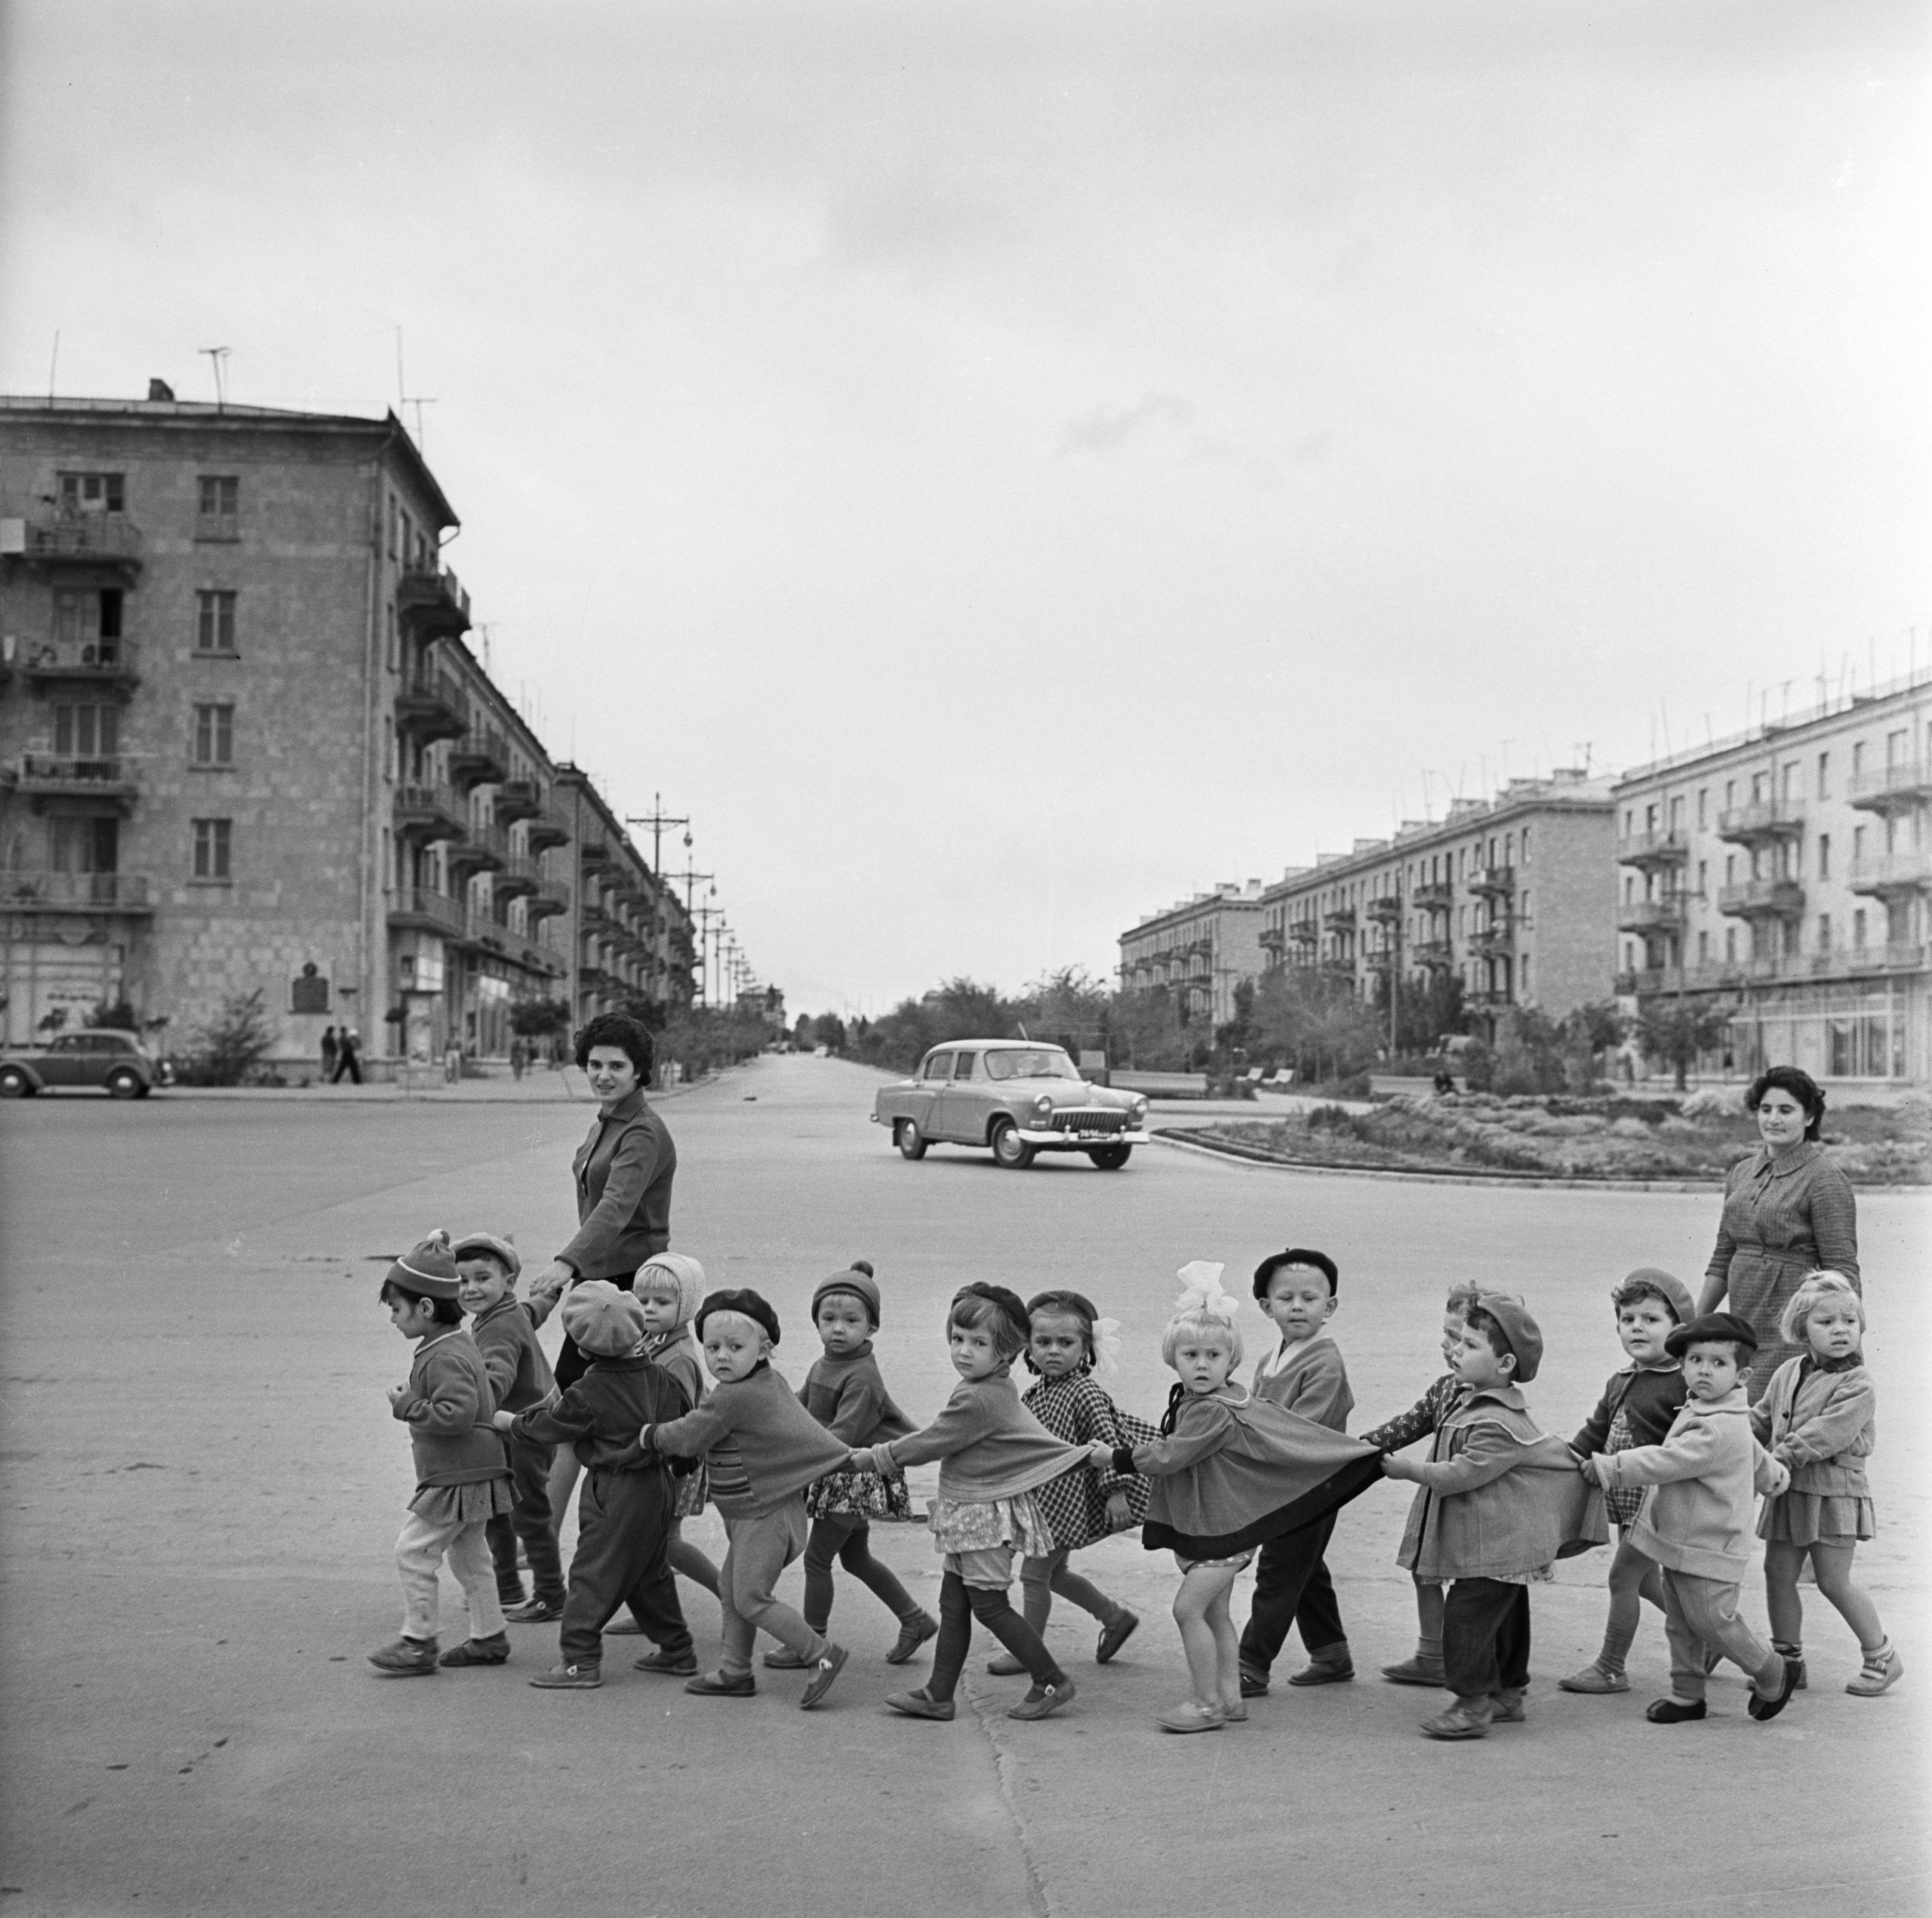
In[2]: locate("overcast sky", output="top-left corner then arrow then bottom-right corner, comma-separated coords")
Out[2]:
4,2 -> 1927,1017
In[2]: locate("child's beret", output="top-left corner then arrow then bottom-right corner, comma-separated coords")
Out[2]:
697,1288 -> 781,1347
562,1280 -> 648,1358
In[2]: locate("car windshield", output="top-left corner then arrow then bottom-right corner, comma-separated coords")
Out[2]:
983,1048 -> 1080,1082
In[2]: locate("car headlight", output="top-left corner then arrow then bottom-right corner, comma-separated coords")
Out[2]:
1130,1096 -> 1149,1122
1032,1094 -> 1054,1118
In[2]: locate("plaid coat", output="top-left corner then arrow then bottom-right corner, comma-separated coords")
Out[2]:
1023,1372 -> 1157,1550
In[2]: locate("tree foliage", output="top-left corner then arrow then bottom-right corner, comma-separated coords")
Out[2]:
1636,999 -> 1732,1091
177,988 -> 275,1086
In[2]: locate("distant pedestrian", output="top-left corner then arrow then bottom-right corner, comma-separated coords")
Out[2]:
331,1027 -> 362,1084
445,1041 -> 462,1085
509,1036 -> 527,1081
321,1026 -> 339,1079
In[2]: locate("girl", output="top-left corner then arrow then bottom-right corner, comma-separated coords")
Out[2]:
849,1284 -> 1090,1723
765,1263 -> 938,1669
1357,1281 -> 1489,1686
1559,1268 -> 1694,1694
1752,1270 -> 1902,1697
984,1290 -> 1152,1676
1096,1264 -> 1383,1732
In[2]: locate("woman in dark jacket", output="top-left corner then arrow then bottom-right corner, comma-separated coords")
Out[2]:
1697,1065 -> 1859,1401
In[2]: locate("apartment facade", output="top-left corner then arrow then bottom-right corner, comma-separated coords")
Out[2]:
1257,772 -> 1617,1024
1610,675 -> 1931,1085
1117,880 -> 1266,1030
0,390 -> 692,1071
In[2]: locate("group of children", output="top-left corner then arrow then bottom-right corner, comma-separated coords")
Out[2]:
370,1226 -> 1900,1738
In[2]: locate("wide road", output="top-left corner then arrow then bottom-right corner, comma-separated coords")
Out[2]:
2,1054 -> 1926,1917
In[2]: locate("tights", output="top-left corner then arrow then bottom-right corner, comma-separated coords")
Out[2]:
1018,1544 -> 1124,1636
1595,1533 -> 1668,1673
1764,1540 -> 1884,1655
926,1572 -> 1066,1702
802,1515 -> 921,1633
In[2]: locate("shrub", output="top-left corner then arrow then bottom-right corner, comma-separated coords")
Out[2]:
176,989 -> 275,1086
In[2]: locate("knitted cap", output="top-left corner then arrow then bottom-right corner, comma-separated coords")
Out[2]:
384,1233 -> 460,1301
1614,1266 -> 1695,1326
562,1279 -> 649,1357
637,1252 -> 706,1329
952,1282 -> 1031,1350
450,1232 -> 521,1281
812,1264 -> 881,1328
1666,1310 -> 1758,1359
697,1287 -> 780,1348
1472,1291 -> 1544,1384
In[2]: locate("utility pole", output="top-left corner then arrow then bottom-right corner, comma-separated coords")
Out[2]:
693,900 -> 721,1010
663,864 -> 712,1007
624,793 -> 689,1013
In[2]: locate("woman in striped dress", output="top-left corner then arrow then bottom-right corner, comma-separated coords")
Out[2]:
1697,1066 -> 1860,1402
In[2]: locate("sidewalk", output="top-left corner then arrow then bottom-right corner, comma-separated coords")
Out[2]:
162,1063 -> 736,1105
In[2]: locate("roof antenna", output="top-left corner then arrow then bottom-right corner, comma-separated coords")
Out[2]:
198,345 -> 229,408
395,325 -> 435,449
48,330 -> 59,399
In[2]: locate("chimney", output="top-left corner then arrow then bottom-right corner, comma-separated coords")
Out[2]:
147,378 -> 174,402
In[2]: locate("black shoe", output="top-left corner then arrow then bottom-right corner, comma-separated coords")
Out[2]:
503,1596 -> 565,1624
632,1647 -> 698,1676
1288,1658 -> 1355,1687
1747,1657 -> 1802,1723
1238,1669 -> 1270,1698
1645,1698 -> 1707,1724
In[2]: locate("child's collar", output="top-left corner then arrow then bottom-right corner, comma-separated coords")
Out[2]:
1620,1356 -> 1681,1375
821,1338 -> 875,1362
415,1328 -> 462,1353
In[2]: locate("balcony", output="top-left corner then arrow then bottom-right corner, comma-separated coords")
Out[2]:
1838,941 -> 1930,977
579,833 -> 613,869
393,782 -> 465,843
12,755 -> 138,807
2,515 -> 144,573
463,907 -> 512,954
1285,919 -> 1318,944
1322,906 -> 1356,931
22,637 -> 140,693
387,886 -> 464,937
1614,967 -> 1669,996
579,962 -> 613,990
1466,987 -> 1512,1010
1616,894 -> 1687,934
1318,956 -> 1355,980
1847,849 -> 1932,897
1411,880 -> 1454,912
395,667 -> 469,743
1717,798 -> 1804,845
395,566 -> 471,639
519,943 -> 564,977
1363,947 -> 1398,973
525,805 -> 571,853
494,778 -> 543,824
1469,921 -> 1515,953
1848,760 -> 1932,816
0,870 -> 153,913
1617,830 -> 1690,872
1258,927 -> 1285,954
1717,878 -> 1805,919
1467,865 -> 1515,898
493,855 -> 542,901
1364,895 -> 1401,925
1413,937 -> 1454,970
446,824 -> 509,879
525,877 -> 571,921
447,727 -> 509,793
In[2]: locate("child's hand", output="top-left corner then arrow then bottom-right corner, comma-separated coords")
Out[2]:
1380,1454 -> 1414,1482
845,1448 -> 876,1475
1577,1455 -> 1602,1486
1105,1490 -> 1134,1532
1088,1442 -> 1115,1470
491,1410 -> 515,1433
386,1385 -> 409,1411
1764,1458 -> 1791,1497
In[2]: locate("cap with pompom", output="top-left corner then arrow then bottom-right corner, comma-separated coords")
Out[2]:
384,1231 -> 461,1301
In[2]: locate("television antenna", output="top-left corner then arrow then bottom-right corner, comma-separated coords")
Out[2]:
198,346 -> 231,408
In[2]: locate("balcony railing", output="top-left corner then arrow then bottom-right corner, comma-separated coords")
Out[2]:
395,565 -> 472,636
1717,879 -> 1805,919
494,777 -> 543,823
493,855 -> 542,898
1617,830 -> 1690,869
1817,941 -> 1930,978
1617,894 -> 1686,934
1411,881 -> 1454,911
1467,865 -> 1515,897
1364,895 -> 1401,923
1848,760 -> 1932,812
463,907 -> 512,952
1468,921 -> 1515,951
448,727 -> 509,792
393,782 -> 465,842
387,886 -> 464,937
13,755 -> 138,802
1258,927 -> 1285,952
1285,919 -> 1318,943
22,637 -> 140,688
0,870 -> 153,912
1717,798 -> 1804,842
447,824 -> 509,876
1413,937 -> 1454,968
1847,850 -> 1932,894
526,805 -> 571,852
525,877 -> 571,920
395,667 -> 469,741
4,516 -> 144,568
1322,907 -> 1355,931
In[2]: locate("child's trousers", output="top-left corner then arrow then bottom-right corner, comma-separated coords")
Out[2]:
1660,1569 -> 1774,1702
1442,1577 -> 1530,1701
560,1465 -> 690,1667
486,1435 -> 566,1606
802,1514 -> 923,1633
395,1508 -> 504,1643
719,1499 -> 824,1678
1237,1512 -> 1345,1676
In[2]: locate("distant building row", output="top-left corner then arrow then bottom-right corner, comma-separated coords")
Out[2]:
0,388 -> 698,1072
1118,673 -> 1931,1086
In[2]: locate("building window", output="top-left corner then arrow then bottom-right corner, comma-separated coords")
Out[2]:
387,495 -> 399,559
196,476 -> 239,537
1817,752 -> 1830,798
1697,860 -> 1708,897
195,590 -> 238,652
58,472 -> 125,514
385,604 -> 398,671
1698,930 -> 1709,962
1852,741 -> 1865,778
1783,761 -> 1798,799
1724,779 -> 1736,811
1853,824 -> 1866,863
1818,833 -> 1830,879
1724,854 -> 1736,886
1724,925 -> 1737,962
192,817 -> 232,881
53,701 -> 118,758
1853,908 -> 1866,949
192,703 -> 235,767
1818,913 -> 1832,952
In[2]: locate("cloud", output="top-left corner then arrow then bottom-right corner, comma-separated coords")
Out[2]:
1057,390 -> 1190,455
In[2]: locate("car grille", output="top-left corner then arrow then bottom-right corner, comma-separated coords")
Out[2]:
1047,1109 -> 1128,1137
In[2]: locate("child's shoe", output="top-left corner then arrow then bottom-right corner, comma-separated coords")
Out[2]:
1157,1700 -> 1226,1733
528,1661 -> 601,1689
1221,1700 -> 1248,1723
884,1688 -> 955,1720
503,1596 -> 565,1624
1288,1644 -> 1354,1686
885,1612 -> 939,1666
1095,1611 -> 1140,1664
1771,1639 -> 1807,1691
368,1636 -> 438,1677
1846,1645 -> 1904,1698
1237,1667 -> 1270,1698
1008,1678 -> 1076,1720
1420,1697 -> 1494,1739
684,1668 -> 756,1698
763,1646 -> 811,1669
439,1632 -> 510,1667
1746,1655 -> 1803,1722
1380,1654 -> 1446,1688
799,1642 -> 848,1710
1558,1661 -> 1628,1695
1645,1697 -> 1707,1723
632,1648 -> 698,1676
1491,1686 -> 1527,1723
986,1652 -> 1027,1676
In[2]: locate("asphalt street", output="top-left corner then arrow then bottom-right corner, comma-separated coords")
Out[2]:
2,1053 -> 1926,1917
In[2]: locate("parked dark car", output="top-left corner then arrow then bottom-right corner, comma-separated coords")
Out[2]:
0,1029 -> 174,1098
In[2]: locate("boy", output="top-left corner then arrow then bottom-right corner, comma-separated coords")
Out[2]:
1238,1247 -> 1356,1695
368,1234 -> 513,1676
503,1281 -> 695,1689
452,1232 -> 568,1625
1381,1293 -> 1601,1739
1582,1311 -> 1797,1725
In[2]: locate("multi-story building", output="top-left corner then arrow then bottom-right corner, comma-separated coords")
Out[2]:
1256,771 -> 1617,1025
1610,673 -> 1931,1085
1117,880 -> 1266,1029
0,388 -> 692,1072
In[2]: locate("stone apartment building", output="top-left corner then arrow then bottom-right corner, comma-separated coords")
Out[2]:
1610,673 -> 1930,1085
1117,880 -> 1267,1030
1254,771 -> 1617,1027
0,389 -> 691,1073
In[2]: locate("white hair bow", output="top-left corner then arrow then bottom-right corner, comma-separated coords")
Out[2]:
1091,1316 -> 1124,1379
1174,1261 -> 1237,1323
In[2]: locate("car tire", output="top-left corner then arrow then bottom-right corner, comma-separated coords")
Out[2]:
990,1120 -> 1035,1170
1086,1145 -> 1132,1170
0,1066 -> 32,1098
106,1067 -> 143,1098
894,1119 -> 928,1160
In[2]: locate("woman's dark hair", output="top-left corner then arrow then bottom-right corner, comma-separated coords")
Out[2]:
1746,1065 -> 1824,1141
574,1011 -> 654,1081
378,1278 -> 463,1325
1252,1247 -> 1339,1301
